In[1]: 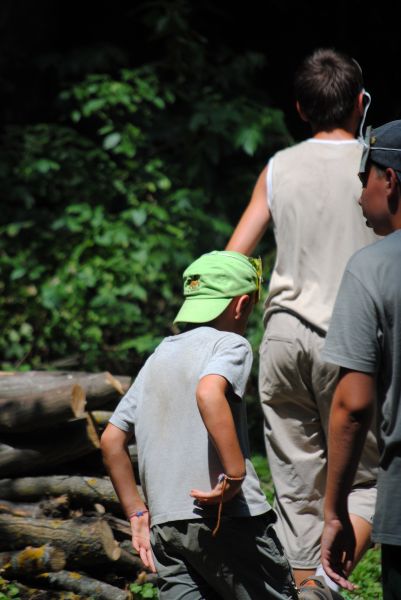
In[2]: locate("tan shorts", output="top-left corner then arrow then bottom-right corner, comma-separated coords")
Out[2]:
259,311 -> 378,569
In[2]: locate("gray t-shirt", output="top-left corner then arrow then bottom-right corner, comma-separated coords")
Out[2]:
110,326 -> 270,527
322,230 -> 401,545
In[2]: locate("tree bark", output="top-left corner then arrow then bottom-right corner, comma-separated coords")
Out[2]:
0,383 -> 86,432
0,415 -> 100,477
0,371 -> 131,403
4,580 -> 84,599
0,515 -> 121,566
35,571 -> 131,600
0,544 -> 66,575
75,372 -> 131,408
89,411 -> 113,428
0,498 -> 42,518
104,515 -> 131,538
0,495 -> 70,519
0,371 -> 131,432
0,475 -> 127,511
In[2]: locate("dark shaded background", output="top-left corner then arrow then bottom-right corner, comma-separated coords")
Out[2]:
1,1 -> 400,453
1,0 -> 401,139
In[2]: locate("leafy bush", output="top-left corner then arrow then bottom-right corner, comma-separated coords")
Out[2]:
1,63 -> 288,373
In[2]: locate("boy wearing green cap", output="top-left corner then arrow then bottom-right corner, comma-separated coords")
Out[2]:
101,250 -> 297,600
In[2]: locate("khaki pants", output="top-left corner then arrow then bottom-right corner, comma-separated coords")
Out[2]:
259,311 -> 378,569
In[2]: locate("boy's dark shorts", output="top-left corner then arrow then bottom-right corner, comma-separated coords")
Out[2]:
151,511 -> 297,599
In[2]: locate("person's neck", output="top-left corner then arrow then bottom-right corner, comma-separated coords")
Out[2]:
389,213 -> 401,233
211,316 -> 245,336
308,103 -> 361,140
312,128 -> 356,141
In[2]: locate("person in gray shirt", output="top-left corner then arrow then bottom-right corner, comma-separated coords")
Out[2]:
101,250 -> 297,600
321,120 -> 401,599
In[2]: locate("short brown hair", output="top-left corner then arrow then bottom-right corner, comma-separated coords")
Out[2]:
294,48 -> 363,130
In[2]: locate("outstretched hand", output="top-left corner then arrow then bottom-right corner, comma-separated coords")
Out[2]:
190,476 -> 243,505
321,515 -> 357,591
131,512 -> 157,573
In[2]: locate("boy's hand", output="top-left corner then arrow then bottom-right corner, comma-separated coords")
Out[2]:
130,512 -> 157,573
190,476 -> 243,505
321,515 -> 356,590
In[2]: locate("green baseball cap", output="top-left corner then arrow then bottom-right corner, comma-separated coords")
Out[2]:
174,250 -> 262,324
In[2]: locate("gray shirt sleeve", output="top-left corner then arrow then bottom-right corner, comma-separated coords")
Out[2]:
322,270 -> 380,374
199,334 -> 253,398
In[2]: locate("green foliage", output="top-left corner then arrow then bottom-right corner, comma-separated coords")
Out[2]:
1,57 -> 288,372
343,546 -> 382,600
0,579 -> 21,600
251,454 -> 275,505
130,581 -> 159,598
245,243 -> 277,453
0,69 -> 210,370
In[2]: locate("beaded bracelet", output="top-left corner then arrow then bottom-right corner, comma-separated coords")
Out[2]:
212,473 -> 246,537
128,509 -> 149,521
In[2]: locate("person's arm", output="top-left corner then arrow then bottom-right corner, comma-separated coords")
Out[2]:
322,369 -> 375,590
226,165 -> 271,255
190,374 -> 246,503
101,423 -> 156,573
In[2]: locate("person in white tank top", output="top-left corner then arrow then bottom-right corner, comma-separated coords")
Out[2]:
226,48 -> 379,597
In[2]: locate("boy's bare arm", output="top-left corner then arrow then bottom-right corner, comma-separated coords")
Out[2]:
191,374 -> 246,504
322,369 -> 374,589
225,165 -> 271,255
100,423 -> 156,573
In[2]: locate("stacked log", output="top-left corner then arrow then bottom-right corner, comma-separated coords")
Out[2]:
0,371 -> 153,599
0,371 -> 131,433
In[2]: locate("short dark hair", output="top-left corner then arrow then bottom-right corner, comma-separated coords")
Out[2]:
371,160 -> 401,186
294,48 -> 363,130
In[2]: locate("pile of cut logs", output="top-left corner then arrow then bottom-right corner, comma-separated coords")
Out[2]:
0,370 -> 152,599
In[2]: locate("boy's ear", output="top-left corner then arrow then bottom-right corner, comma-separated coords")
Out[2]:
296,101 -> 308,122
385,168 -> 401,215
385,168 -> 398,190
356,90 -> 365,117
234,294 -> 252,320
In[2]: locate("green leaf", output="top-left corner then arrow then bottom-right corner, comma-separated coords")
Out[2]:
235,127 -> 262,156
8,584 -> 21,597
103,132 -> 122,150
10,267 -> 26,281
6,224 -> 22,237
71,110 -> 81,123
130,209 -> 147,227
33,159 -> 60,174
82,98 -> 105,116
119,334 -> 161,354
9,330 -> 20,343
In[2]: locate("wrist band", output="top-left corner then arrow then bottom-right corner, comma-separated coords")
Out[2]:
128,509 -> 148,521
212,472 -> 246,537
217,473 -> 246,484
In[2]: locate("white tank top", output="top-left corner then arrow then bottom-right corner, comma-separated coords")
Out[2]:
264,139 -> 377,332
